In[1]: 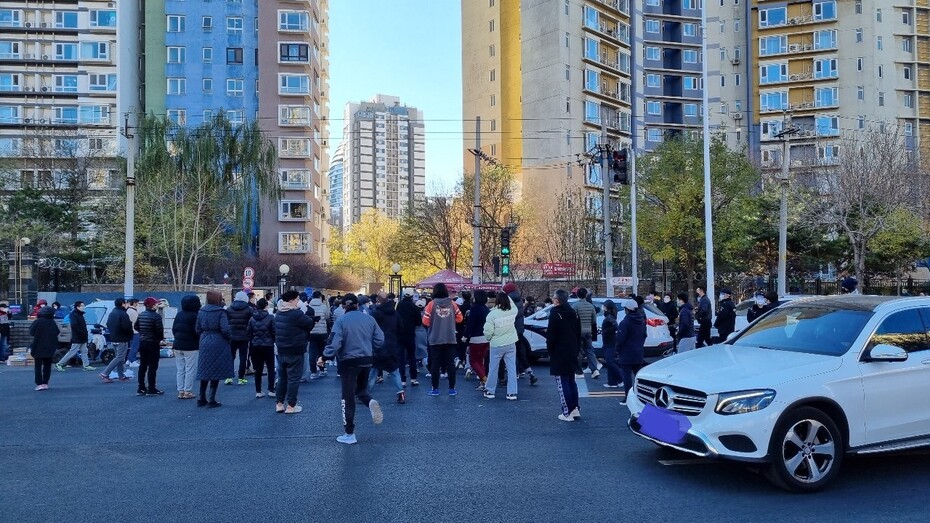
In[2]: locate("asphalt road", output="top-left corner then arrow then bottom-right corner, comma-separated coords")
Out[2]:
2,359 -> 929,523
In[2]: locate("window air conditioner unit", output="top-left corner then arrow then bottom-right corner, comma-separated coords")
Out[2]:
732,112 -> 743,120
788,44 -> 800,52
25,22 -> 32,28
24,118 -> 31,123
25,86 -> 33,92
41,86 -> 48,92
730,58 -> 740,65
41,23 -> 48,28
39,119 -> 48,124
42,54 -> 49,59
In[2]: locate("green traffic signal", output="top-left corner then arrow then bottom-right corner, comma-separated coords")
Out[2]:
501,246 -> 511,256
502,264 -> 510,276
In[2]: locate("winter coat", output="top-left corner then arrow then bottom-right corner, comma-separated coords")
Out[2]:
69,309 -> 88,344
396,296 -> 421,335
463,303 -> 491,344
324,309 -> 384,367
677,302 -> 696,338
507,290 -> 525,334
572,300 -> 597,336
714,298 -> 736,339
308,298 -> 330,335
616,308 -> 647,365
248,309 -> 275,347
422,297 -> 463,346
135,309 -> 164,343
415,325 -> 428,360
658,300 -> 678,324
195,304 -> 233,380
29,307 -> 59,359
546,303 -> 581,376
226,300 -> 253,342
0,310 -> 10,337
483,300 -> 519,348
106,306 -> 134,343
601,312 -> 618,353
371,301 -> 400,371
274,301 -> 315,355
696,295 -> 713,323
171,295 -> 201,351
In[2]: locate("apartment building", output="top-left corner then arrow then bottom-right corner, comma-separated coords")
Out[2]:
0,0 -> 140,194
327,140 -> 344,230
340,94 -> 425,230
706,0 -> 753,152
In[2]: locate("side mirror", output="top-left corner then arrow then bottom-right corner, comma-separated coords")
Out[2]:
864,344 -> 908,363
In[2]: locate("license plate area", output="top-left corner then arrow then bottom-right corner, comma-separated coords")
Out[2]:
638,404 -> 692,444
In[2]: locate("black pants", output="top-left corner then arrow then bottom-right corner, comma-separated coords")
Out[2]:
308,334 -> 328,374
340,364 -> 373,435
428,344 -> 457,390
250,345 -> 275,392
620,363 -> 645,399
34,356 -> 52,385
199,379 -> 219,402
138,341 -> 161,390
697,321 -> 712,348
515,333 -> 532,373
398,334 -> 418,381
230,340 -> 249,379
275,354 -> 304,407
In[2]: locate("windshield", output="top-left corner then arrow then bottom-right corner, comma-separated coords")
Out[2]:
85,306 -> 107,326
731,305 -> 872,356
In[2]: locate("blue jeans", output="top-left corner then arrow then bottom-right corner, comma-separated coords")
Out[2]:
368,367 -> 403,394
0,333 -> 8,360
603,345 -> 623,386
128,333 -> 140,363
580,333 -> 598,372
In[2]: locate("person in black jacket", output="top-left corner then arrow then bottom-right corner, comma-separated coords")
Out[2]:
100,298 -> 134,383
696,286 -> 713,347
371,295 -> 405,403
463,290 -> 491,390
600,300 -> 622,389
658,293 -> 679,345
273,291 -> 316,414
0,303 -> 10,362
247,299 -> 276,398
395,291 -> 421,386
714,288 -> 736,343
676,292 -> 697,353
547,290 -> 582,422
55,301 -> 95,372
226,291 -> 253,385
135,297 -> 165,396
616,297 -> 647,404
172,295 -> 201,399
30,306 -> 59,390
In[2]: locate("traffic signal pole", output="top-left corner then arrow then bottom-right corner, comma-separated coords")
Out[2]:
631,145 -> 639,293
472,117 -> 481,285
601,109 -> 614,298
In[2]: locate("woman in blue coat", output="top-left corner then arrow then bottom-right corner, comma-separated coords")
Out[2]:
616,296 -> 647,404
195,291 -> 233,408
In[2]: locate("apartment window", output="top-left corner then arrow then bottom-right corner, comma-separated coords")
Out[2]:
814,58 -> 838,79
903,11 -> 911,24
818,145 -> 840,162
814,1 -> 836,21
815,116 -> 839,136
905,93 -> 914,108
167,46 -> 186,64
490,44 -> 495,57
815,87 -> 838,107
280,169 -> 312,189
857,116 -> 865,129
646,46 -> 660,61
489,19 -> 495,32
683,49 -> 698,63
167,78 -> 186,95
584,6 -> 599,29
82,42 -> 109,60
89,10 -> 117,27
202,78 -> 213,93
565,65 -> 570,81
278,10 -> 309,31
586,69 -> 600,91
647,0 -> 660,4
905,66 -> 912,80
761,120 -> 782,139
227,47 -> 243,64
167,15 -> 186,32
734,20 -> 740,32
279,43 -> 309,62
279,201 -> 310,220
684,23 -> 696,37
905,122 -> 913,135
646,74 -> 661,88
279,138 -> 311,157
54,75 -> 78,92
279,233 -> 311,254
565,32 -> 570,48
855,29 -> 863,43
683,0 -> 696,8
857,57 -> 863,71
227,110 -> 244,124
202,16 -> 213,31
855,0 -> 862,14
166,109 -> 187,125
903,38 -> 912,53
720,75 -> 726,87
684,76 -> 699,90
876,8 -> 882,22
0,105 -> 20,124
585,38 -> 599,60
88,74 -> 116,91
720,20 -> 726,33
878,65 -> 883,78
490,0 -> 495,6
55,43 -> 78,60
759,91 -> 788,112
878,92 -> 885,106
647,101 -> 661,115
647,128 -> 664,143
279,105 -> 311,126
565,97 -> 570,113
565,0 -> 569,15
0,42 -> 20,59
760,63 -> 787,84
584,101 -> 600,123
735,74 -> 741,86
490,119 -> 497,131
760,35 -> 787,56
877,36 -> 883,51
857,86 -> 864,100
814,30 -> 836,50
278,74 -> 310,94
227,17 -> 243,34
489,69 -> 496,81
203,47 -> 213,63
684,104 -> 698,117
226,79 -> 244,97
54,106 -> 78,124
55,12 -> 78,29
0,9 -> 22,28
490,94 -> 496,106
759,7 -> 787,28
646,19 -> 660,33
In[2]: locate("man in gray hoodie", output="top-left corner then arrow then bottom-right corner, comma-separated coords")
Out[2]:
323,293 -> 385,444
305,291 -> 330,380
572,288 -> 601,378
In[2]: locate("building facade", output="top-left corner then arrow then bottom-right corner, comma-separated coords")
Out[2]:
327,140 -> 344,230
340,94 -> 425,230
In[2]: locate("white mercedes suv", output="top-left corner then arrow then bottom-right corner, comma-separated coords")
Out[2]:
628,296 -> 930,492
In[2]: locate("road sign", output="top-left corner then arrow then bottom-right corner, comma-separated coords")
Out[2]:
542,262 -> 576,278
611,276 -> 633,287
242,277 -> 254,289
243,266 -> 255,278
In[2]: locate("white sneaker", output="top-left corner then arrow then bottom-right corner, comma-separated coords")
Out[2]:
337,433 -> 358,445
369,399 -> 383,425
591,370 -> 600,379
570,407 -> 581,419
440,373 -> 448,380
574,373 -> 585,379
506,394 -> 517,401
603,383 -> 619,388
582,368 -> 592,374
285,404 -> 302,414
596,363 -> 603,371
255,392 -> 265,398
483,391 -> 495,399
558,414 -> 575,422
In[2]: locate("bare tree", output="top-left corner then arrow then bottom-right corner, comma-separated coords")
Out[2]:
394,193 -> 468,272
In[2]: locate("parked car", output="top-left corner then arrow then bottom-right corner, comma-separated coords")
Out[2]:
628,295 -> 930,492
699,294 -> 815,339
524,297 -> 674,362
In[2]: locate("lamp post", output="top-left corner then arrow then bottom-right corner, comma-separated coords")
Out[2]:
14,237 -> 30,312
278,264 -> 290,297
389,263 -> 403,295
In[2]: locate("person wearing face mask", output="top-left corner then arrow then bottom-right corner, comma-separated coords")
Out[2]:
713,289 -> 736,342
676,292 -> 696,353
616,296 -> 647,405
657,293 -> 679,345
55,301 -> 95,372
746,291 -> 768,323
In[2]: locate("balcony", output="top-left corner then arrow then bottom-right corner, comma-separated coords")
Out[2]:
592,0 -> 630,16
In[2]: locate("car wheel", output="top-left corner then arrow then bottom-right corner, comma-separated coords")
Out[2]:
764,406 -> 844,493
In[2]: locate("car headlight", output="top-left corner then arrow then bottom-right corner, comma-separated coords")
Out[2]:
715,389 -> 776,415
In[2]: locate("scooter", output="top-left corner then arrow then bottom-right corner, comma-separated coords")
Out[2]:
87,324 -> 115,364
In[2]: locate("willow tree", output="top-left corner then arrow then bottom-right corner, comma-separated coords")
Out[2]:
135,113 -> 278,290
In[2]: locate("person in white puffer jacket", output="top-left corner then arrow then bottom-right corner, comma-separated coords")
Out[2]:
482,292 -> 519,400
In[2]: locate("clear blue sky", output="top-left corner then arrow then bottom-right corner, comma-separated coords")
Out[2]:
328,1 -> 464,192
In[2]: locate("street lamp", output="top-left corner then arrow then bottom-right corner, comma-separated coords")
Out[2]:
278,264 -> 290,297
14,237 -> 30,313
389,263 -> 403,295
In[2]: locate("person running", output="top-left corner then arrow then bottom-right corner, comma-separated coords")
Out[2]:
55,301 -> 95,372
247,298 -> 276,399
548,290 -> 582,422
463,289 -> 491,391
30,305 -> 59,391
100,298 -> 133,383
396,290 -> 421,386
323,294 -> 385,444
134,297 -> 165,396
482,291 -> 519,400
370,293 -> 405,403
307,291 -> 331,379
422,283 -> 463,396
195,291 -> 233,408
600,300 -> 623,389
676,292 -> 697,353
572,288 -> 601,379
616,297 -> 647,405
172,295 -> 201,399
273,290 -> 316,414
226,291 -> 253,385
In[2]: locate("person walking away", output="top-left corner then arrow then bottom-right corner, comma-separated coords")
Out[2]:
695,286 -> 713,347
100,298 -> 134,383
323,294 -> 385,444
746,291 -> 768,324
676,293 -> 697,353
463,290 -> 491,391
616,297 -> 647,405
172,295 -> 201,399
55,301 -> 95,372
504,283 -> 539,386
30,306 -> 59,391
0,303 -> 12,362
273,290 -> 316,414
422,283 -> 463,396
135,297 -> 165,396
658,293 -> 679,346
126,298 -> 140,365
307,291 -> 330,379
482,292 -> 519,400
248,298 -> 276,398
226,291 -> 253,385
396,290 -> 421,386
455,291 -> 472,370
370,294 -> 405,403
714,288 -> 736,343
600,300 -> 622,389
572,288 -> 601,378
195,291 -> 233,408
548,290 -> 582,421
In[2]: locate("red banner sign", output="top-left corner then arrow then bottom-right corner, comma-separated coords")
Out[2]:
542,262 -> 576,278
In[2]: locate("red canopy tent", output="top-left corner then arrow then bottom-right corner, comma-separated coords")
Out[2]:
414,270 -> 502,293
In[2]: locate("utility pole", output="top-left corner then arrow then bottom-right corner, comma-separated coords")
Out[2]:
774,114 -> 799,297
701,5 -> 715,316
601,108 -> 614,298
122,111 -> 136,300
630,146 -> 639,293
471,117 -> 481,285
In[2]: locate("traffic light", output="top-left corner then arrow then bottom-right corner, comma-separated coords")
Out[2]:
500,228 -> 511,257
492,256 -> 501,277
611,148 -> 629,184
501,257 -> 510,277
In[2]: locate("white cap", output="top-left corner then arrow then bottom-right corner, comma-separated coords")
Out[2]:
620,298 -> 638,310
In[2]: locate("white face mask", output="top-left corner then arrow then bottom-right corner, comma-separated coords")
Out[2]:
663,296 -> 671,303
719,294 -> 727,301
755,297 -> 766,306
